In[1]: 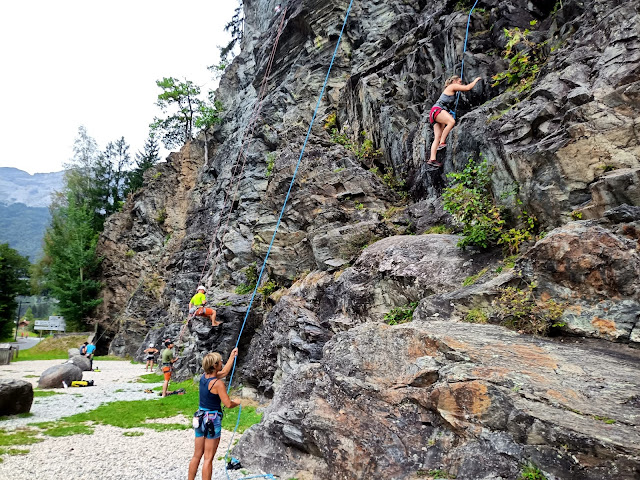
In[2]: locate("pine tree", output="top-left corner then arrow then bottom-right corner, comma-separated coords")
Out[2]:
150,77 -> 202,149
125,134 -> 161,195
42,195 -> 102,331
0,243 -> 30,338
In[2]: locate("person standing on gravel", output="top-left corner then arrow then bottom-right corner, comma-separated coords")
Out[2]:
161,341 -> 177,397
85,341 -> 96,370
143,343 -> 159,372
188,348 -> 239,480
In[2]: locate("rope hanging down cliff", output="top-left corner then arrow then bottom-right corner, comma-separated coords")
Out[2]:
221,1 -> 356,478
176,7 -> 289,343
452,0 -> 480,118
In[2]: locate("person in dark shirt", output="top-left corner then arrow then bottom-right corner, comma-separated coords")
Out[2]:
428,75 -> 482,167
187,348 -> 239,480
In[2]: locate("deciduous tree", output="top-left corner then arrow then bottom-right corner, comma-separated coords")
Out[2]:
0,243 -> 30,338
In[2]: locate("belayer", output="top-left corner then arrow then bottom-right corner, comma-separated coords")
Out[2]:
428,75 -> 482,167
188,348 -> 239,480
189,285 -> 221,327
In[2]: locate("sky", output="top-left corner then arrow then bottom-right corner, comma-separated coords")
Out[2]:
0,0 -> 240,175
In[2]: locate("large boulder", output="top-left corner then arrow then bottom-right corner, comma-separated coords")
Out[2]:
0,379 -> 33,415
68,348 -> 80,358
236,321 -> 640,480
38,363 -> 83,389
69,355 -> 92,371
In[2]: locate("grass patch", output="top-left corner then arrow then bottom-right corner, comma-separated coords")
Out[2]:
0,447 -> 30,457
518,462 -> 547,480
141,423 -> 189,431
423,225 -> 453,234
462,267 -> 489,287
33,390 -> 62,398
464,308 -> 489,324
0,412 -> 34,421
41,423 -> 94,437
384,302 -> 418,326
94,355 -> 127,361
0,428 -> 42,447
221,406 -> 262,434
16,335 -> 87,361
137,373 -> 164,383
24,374 -> 39,378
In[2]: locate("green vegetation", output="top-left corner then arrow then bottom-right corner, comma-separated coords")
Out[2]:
384,302 -> 418,325
492,27 -> 548,93
330,128 -> 383,165
265,152 -> 276,178
428,470 -> 456,479
125,249 -> 135,258
494,284 -> 565,335
235,262 -> 258,295
33,390 -> 63,398
155,208 -> 167,224
339,231 -> 380,260
462,267 -> 489,286
464,308 -> 488,324
17,335 -> 87,361
442,156 -> 536,253
324,112 -> 337,131
257,280 -> 278,298
424,225 -> 453,234
0,243 -> 30,338
518,463 -> 547,480
355,202 -> 364,210
571,210 -> 583,220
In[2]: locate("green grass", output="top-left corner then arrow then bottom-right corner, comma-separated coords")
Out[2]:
519,462 -> 547,480
23,375 -> 39,378
0,412 -> 33,421
41,423 -> 94,437
33,390 -> 62,398
137,373 -> 164,383
16,335 -> 87,361
0,428 -> 42,447
94,355 -> 128,361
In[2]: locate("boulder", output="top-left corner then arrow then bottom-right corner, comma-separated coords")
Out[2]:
38,363 -> 82,389
236,321 -> 640,480
68,348 -> 80,358
69,355 -> 92,371
0,379 -> 33,415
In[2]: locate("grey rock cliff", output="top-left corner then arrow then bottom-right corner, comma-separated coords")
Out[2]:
92,0 -> 640,477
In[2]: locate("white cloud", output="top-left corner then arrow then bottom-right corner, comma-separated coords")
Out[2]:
0,0 -> 240,174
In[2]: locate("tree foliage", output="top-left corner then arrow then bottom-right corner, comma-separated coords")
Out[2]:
41,195 -> 102,331
150,77 -> 201,149
0,243 -> 30,338
125,134 -> 161,195
220,1 -> 244,64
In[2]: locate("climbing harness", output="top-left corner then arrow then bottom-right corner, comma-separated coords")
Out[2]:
221,1 -> 355,479
452,0 -> 480,119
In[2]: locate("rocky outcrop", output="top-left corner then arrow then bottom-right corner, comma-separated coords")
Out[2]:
69,355 -> 92,372
0,379 -> 33,415
237,321 -> 640,480
91,0 -> 640,477
38,364 -> 82,389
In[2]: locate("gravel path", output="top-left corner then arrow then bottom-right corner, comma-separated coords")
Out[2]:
0,360 -> 267,480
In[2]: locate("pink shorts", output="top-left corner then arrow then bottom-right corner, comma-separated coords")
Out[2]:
429,106 -> 443,124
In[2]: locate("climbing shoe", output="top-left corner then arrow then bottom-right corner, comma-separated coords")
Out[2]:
227,457 -> 243,470
427,159 -> 443,168
437,143 -> 447,150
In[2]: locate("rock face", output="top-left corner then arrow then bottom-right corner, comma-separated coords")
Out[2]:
38,364 -> 82,389
237,322 -> 640,480
0,379 -> 33,415
69,355 -> 92,372
90,0 -> 640,477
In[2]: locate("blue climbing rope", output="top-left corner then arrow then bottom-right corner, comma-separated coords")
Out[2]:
452,0 -> 480,118
222,0 -> 355,478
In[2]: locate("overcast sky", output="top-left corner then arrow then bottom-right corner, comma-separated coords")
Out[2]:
0,0 -> 239,175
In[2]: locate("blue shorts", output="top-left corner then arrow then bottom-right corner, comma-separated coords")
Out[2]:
194,411 -> 222,439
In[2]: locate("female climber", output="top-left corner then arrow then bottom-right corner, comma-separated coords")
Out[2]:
188,349 -> 239,480
428,75 -> 482,167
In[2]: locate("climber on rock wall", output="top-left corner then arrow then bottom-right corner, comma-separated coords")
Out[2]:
428,75 -> 482,167
189,285 -> 221,327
